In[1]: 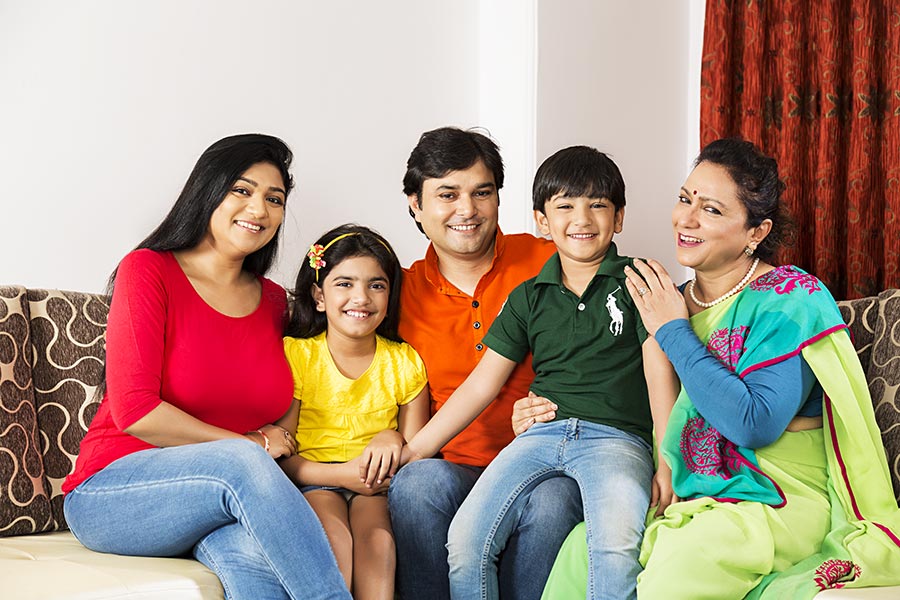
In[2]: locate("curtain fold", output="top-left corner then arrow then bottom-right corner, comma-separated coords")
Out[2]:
701,0 -> 899,299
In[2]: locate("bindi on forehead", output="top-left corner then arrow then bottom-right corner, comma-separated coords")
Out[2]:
693,190 -> 698,196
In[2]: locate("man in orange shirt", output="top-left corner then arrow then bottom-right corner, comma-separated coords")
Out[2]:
389,127 -> 583,600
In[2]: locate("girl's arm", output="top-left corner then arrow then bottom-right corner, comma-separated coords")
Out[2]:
358,385 -> 431,486
401,349 -> 517,464
642,336 -> 680,515
279,454 -> 390,495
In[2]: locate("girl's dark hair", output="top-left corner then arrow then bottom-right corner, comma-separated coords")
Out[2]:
695,137 -> 794,262
107,133 -> 293,292
285,224 -> 403,343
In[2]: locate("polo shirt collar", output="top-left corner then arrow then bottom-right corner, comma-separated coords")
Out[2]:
423,229 -> 507,295
534,241 -> 628,287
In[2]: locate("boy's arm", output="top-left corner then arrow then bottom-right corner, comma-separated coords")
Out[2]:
402,349 -> 517,464
643,336 -> 680,515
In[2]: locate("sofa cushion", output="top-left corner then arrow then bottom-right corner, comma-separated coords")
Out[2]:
0,286 -> 53,537
865,289 -> 900,504
28,289 -> 108,531
0,530 -> 223,599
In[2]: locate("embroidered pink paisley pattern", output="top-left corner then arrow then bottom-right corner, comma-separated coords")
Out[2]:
813,559 -> 861,590
749,265 -> 820,295
680,416 -> 743,478
706,326 -> 748,371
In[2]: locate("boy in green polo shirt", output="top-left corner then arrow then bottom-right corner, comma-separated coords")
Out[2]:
401,146 -> 678,600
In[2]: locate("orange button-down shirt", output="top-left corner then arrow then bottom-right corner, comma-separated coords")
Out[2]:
399,231 -> 556,467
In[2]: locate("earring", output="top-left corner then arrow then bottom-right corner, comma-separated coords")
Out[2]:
744,245 -> 755,257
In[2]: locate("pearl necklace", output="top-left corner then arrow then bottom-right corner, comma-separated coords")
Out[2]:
688,257 -> 760,308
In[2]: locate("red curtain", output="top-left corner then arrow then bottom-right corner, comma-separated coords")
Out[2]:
700,0 -> 899,299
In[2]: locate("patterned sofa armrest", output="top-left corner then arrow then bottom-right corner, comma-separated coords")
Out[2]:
27,289 -> 109,531
866,289 -> 900,504
0,286 -> 54,536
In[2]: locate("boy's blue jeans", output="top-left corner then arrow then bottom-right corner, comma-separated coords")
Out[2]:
447,419 -> 653,600
389,458 -> 583,600
64,439 -> 350,600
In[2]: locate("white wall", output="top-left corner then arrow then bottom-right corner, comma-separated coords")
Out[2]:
536,0 -> 702,278
1,0 -> 703,293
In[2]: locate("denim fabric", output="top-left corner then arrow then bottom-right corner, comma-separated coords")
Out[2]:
447,419 -> 653,600
64,439 -> 350,600
389,457 -> 583,600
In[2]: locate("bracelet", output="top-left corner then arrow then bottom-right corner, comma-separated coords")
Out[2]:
255,429 -> 270,452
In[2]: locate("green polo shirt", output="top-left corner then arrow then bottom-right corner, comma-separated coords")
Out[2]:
483,242 -> 651,444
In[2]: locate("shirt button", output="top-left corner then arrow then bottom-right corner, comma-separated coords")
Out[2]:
475,343 -> 484,351
472,300 -> 479,308
577,303 -> 586,311
473,321 -> 482,329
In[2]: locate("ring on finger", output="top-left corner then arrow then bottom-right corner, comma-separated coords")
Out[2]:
637,286 -> 650,296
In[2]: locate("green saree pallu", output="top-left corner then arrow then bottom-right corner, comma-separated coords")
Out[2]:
542,266 -> 900,599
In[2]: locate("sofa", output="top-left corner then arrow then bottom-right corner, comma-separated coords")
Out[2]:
1,284 -> 899,599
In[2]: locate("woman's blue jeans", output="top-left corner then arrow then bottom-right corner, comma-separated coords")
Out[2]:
64,439 -> 350,600
447,419 -> 653,600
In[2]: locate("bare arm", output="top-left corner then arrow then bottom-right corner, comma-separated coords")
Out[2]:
125,402 -> 293,458
402,349 -> 517,463
358,386 -> 431,486
279,454 -> 389,495
642,336 -> 681,515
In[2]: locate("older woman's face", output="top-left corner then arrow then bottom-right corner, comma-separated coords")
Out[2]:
671,161 -> 761,274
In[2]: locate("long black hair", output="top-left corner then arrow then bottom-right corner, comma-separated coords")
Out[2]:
107,133 -> 293,291
285,224 -> 403,343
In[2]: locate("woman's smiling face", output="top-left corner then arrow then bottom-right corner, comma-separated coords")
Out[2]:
672,161 -> 767,275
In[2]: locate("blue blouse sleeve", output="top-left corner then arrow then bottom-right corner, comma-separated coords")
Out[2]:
655,319 -> 822,448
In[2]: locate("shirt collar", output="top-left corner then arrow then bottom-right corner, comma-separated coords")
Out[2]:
534,241 -> 627,287
423,229 -> 506,295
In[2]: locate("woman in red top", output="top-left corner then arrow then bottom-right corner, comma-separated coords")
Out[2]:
63,134 -> 350,600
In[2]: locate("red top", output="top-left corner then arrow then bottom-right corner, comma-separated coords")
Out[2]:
399,231 -> 555,467
63,250 -> 294,493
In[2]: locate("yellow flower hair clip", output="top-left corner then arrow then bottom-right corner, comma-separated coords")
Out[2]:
307,244 -> 326,275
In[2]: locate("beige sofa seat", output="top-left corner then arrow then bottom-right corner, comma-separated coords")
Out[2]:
1,531 -> 222,600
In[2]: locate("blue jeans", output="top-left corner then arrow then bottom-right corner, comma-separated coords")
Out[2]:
64,439 -> 350,600
389,457 -> 582,600
447,419 -> 653,600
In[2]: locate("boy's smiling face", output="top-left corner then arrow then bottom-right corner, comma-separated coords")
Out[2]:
535,194 -> 623,268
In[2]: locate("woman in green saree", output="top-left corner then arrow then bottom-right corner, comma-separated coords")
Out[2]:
532,138 -> 900,599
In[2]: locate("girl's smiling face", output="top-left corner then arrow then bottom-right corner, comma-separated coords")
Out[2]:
312,255 -> 390,342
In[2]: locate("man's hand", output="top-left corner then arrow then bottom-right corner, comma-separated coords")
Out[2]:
511,391 -> 557,435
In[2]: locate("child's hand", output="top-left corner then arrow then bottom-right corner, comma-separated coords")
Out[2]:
511,391 -> 557,435
650,459 -> 678,517
359,429 -> 404,487
341,458 -> 391,495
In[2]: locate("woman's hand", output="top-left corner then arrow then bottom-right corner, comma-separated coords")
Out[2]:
624,259 -> 689,336
358,429 -> 404,487
511,391 -> 557,435
247,424 -> 296,459
650,459 -> 679,517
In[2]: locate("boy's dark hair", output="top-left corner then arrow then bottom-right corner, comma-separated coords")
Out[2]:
532,146 -> 625,213
285,223 -> 403,343
695,137 -> 793,263
402,127 -> 504,234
